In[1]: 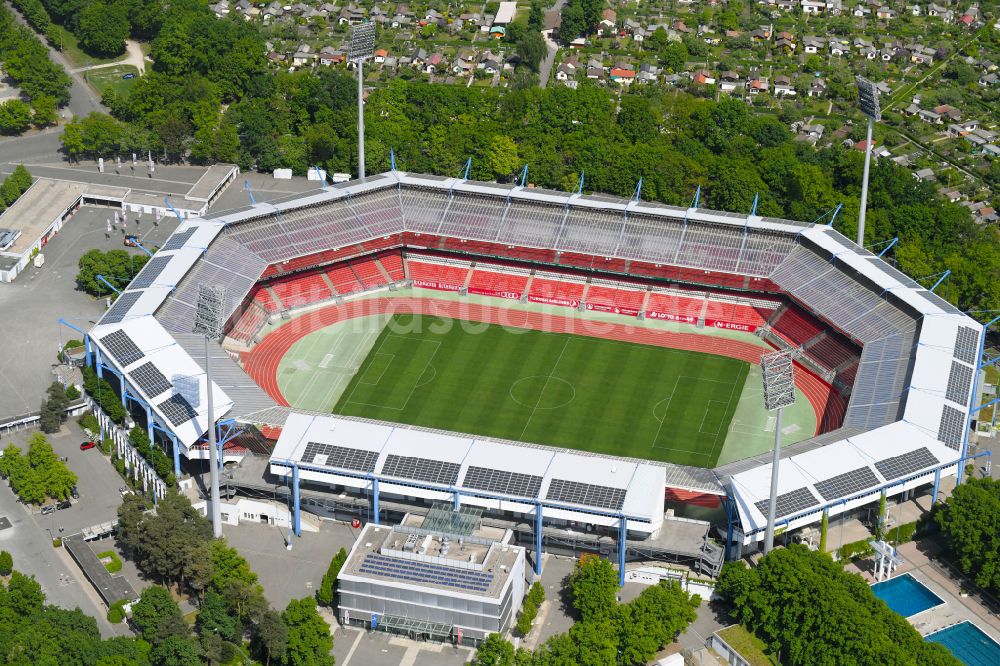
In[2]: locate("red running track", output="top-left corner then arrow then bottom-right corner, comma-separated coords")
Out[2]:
243,297 -> 846,434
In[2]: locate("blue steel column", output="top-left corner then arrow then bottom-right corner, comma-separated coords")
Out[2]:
961,318 -> 993,483
534,503 -> 543,576
119,372 -> 127,407
723,494 -> 736,561
618,516 -> 626,587
84,335 -> 93,368
932,467 -> 941,504
453,490 -> 461,510
171,432 -> 181,478
292,463 -> 301,537
372,478 -> 380,525
145,405 -> 155,448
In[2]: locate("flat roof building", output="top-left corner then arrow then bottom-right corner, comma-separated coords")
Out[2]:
338,516 -> 526,643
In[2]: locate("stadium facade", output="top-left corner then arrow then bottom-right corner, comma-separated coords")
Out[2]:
84,171 -> 983,575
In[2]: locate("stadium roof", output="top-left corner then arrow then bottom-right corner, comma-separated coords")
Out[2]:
270,413 -> 667,530
86,171 -> 981,531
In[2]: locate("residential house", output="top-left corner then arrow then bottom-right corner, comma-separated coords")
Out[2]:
267,51 -> 285,64
692,69 -> 716,85
776,37 -> 795,51
803,36 -> 824,54
880,47 -> 895,61
876,6 -> 896,19
777,0 -> 796,10
908,4 -> 920,15
370,6 -> 388,23
610,67 -> 636,84
338,5 -> 366,24
748,77 -> 769,94
374,49 -> 387,64
556,62 -> 577,82
917,109 -> 942,124
774,75 -> 795,96
637,63 -> 659,84
586,66 -> 605,81
808,78 -> 827,97
933,104 -> 962,122
318,48 -> 344,66
852,4 -> 870,16
663,73 -> 683,86
412,48 -> 427,68
424,53 -> 443,74
482,59 -> 500,75
797,123 -> 825,145
979,72 -> 998,86
940,189 -> 962,202
569,37 -> 587,48
291,46 -> 315,67
452,49 -> 475,74
599,9 -> 616,35
802,0 -> 826,13
914,168 -> 935,181
927,3 -> 951,21
975,207 -> 998,224
719,71 -> 742,92
829,40 -> 848,56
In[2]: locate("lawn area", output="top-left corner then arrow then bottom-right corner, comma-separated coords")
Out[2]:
715,625 -> 778,666
85,65 -> 140,99
49,24 -> 120,69
332,314 -> 749,467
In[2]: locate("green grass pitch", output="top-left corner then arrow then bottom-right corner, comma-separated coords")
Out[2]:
333,314 -> 750,467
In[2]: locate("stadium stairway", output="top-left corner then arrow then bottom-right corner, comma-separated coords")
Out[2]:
265,286 -> 285,311
319,271 -> 339,296
373,257 -> 395,284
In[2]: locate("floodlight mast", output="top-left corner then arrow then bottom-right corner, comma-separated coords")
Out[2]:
350,23 -> 376,179
194,285 -> 228,539
760,350 -> 797,554
855,77 -> 882,247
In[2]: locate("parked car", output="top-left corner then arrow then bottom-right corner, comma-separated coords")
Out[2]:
80,441 -> 96,451
57,500 -> 72,510
122,72 -> 136,80
119,487 -> 134,497
40,505 -> 55,515
70,486 -> 80,499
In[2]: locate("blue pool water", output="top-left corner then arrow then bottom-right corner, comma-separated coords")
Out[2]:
870,573 -> 944,617
926,622 -> 1000,666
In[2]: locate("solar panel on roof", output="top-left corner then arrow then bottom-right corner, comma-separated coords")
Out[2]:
300,442 -> 378,472
161,228 -> 197,251
102,291 -> 142,323
954,326 -> 979,365
937,405 -> 965,450
917,289 -> 964,315
381,454 -> 460,485
130,256 -> 172,289
753,487 -> 819,520
157,393 -> 197,426
99,329 -> 144,367
874,447 -> 939,480
462,466 -> 542,498
945,361 -> 974,406
813,467 -> 880,502
359,553 -> 494,593
546,478 -> 626,510
129,362 -> 172,398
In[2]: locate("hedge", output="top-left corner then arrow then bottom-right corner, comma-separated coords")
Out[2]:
107,599 -> 127,624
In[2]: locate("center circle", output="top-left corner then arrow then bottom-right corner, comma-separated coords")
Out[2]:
509,376 -> 576,410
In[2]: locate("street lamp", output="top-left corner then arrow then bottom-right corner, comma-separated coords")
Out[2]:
194,284 -> 227,539
760,350 -> 797,554
349,22 -> 376,179
855,76 -> 882,247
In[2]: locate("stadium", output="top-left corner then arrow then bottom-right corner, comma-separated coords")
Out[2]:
84,170 -> 982,580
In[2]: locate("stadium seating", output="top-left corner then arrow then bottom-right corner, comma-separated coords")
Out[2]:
644,290 -> 707,323
805,335 -> 859,372
771,306 -> 824,347
407,258 -> 472,289
528,276 -> 586,305
229,303 -> 268,342
703,299 -> 774,329
252,287 -> 280,313
326,265 -> 364,294
835,362 -> 859,390
270,271 -> 333,309
467,266 -> 531,295
584,282 -> 646,313
379,254 -> 405,281
350,257 -> 389,288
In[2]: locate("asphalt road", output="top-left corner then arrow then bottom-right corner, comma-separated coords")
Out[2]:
0,421 -> 132,637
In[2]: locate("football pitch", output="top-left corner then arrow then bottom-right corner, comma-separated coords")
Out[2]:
332,314 -> 750,467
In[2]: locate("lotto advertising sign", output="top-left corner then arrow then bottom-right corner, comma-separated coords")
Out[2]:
646,310 -> 697,324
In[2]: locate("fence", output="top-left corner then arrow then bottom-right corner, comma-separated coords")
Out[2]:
86,397 -> 168,501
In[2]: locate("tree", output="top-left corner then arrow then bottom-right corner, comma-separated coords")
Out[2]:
6,570 -> 46,616
80,112 -> 123,157
0,550 -> 12,576
559,2 -> 586,42
61,119 -> 86,160
617,582 -> 698,665
316,547 -> 347,607
0,99 -> 32,134
77,2 -> 129,57
150,636 -> 200,666
281,597 -> 333,666
473,633 -> 515,665
485,135 -> 519,182
618,97 -> 659,144
569,554 -> 618,623
31,94 -> 58,127
40,380 -> 69,433
76,249 -> 151,296
516,32 -> 547,73
131,585 -> 184,642
660,41 -> 688,73
197,590 -> 239,642
936,477 -> 1000,596
253,608 -> 288,666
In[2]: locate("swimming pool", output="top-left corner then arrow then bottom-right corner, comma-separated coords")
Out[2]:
926,622 -> 1000,666
870,573 -> 944,617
